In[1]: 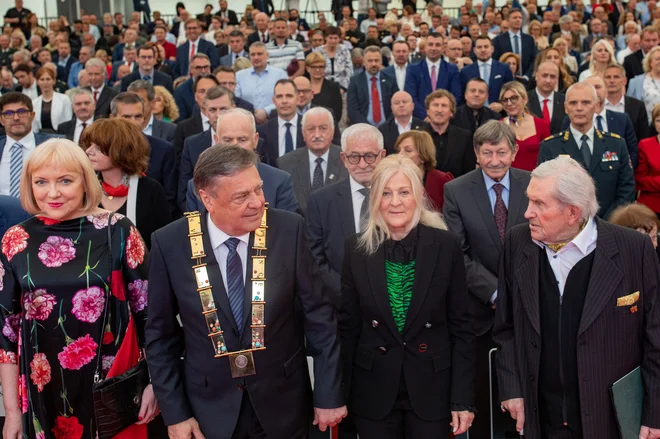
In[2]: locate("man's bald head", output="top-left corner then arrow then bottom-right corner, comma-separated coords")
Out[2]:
293,76 -> 313,109
584,75 -> 607,106
391,91 -> 414,119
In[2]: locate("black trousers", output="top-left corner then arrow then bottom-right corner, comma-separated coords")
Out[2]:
233,392 -> 268,439
542,424 -> 583,439
354,411 -> 450,439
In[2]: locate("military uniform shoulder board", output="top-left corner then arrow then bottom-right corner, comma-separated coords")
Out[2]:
609,132 -> 621,139
544,132 -> 561,141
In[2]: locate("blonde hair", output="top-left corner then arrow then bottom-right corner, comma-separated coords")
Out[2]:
643,45 -> 660,73
499,80 -> 530,114
20,139 -> 102,215
154,85 -> 180,121
357,155 -> 446,255
233,56 -> 252,71
589,39 -> 618,73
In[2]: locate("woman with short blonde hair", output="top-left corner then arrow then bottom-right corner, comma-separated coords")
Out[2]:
153,85 -> 180,122
579,39 -> 618,81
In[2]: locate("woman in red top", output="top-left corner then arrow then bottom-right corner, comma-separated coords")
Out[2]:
394,130 -> 454,212
500,81 -> 551,171
636,104 -> 660,217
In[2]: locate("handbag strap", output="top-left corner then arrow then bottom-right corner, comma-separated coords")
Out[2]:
93,212 -> 115,383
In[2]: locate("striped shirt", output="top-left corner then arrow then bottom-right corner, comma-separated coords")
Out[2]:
266,39 -> 304,72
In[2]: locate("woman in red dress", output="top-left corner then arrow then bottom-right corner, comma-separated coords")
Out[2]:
500,81 -> 551,171
394,130 -> 454,212
636,104 -> 660,218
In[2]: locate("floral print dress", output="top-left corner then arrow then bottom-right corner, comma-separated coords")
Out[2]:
0,212 -> 148,439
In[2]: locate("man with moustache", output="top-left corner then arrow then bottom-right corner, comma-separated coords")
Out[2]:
57,88 -> 95,143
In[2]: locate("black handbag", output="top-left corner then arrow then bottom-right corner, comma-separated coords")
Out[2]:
91,212 -> 150,439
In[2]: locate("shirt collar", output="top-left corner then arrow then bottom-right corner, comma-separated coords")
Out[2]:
595,108 -> 607,120
92,84 -> 104,93
201,112 -> 210,129
366,71 -> 381,81
7,132 -> 35,149
482,169 -> 511,192
533,216 -> 597,254
569,124 -> 595,145
395,62 -> 408,70
145,114 -> 154,130
278,114 -> 298,128
207,212 -> 250,251
308,147 -> 330,163
427,58 -> 441,69
189,38 -> 200,45
77,116 -> 93,127
395,116 -> 413,132
478,58 -> 492,67
606,95 -> 625,108
536,89 -> 553,104
509,30 -> 521,38
349,175 -> 367,194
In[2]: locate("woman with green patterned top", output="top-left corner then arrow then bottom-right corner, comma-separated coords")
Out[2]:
339,154 -> 476,439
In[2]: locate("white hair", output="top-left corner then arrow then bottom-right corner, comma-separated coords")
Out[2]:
301,107 -> 334,132
216,107 -> 256,135
85,57 -> 106,71
341,123 -> 384,152
531,156 -> 600,221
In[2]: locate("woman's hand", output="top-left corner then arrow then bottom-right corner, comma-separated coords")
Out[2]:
135,384 -> 159,425
450,410 -> 475,435
3,409 -> 22,439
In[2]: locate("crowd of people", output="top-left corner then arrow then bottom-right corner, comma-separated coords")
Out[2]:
0,0 -> 660,438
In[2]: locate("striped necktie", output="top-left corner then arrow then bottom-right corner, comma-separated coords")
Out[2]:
224,238 -> 244,333
9,143 -> 23,198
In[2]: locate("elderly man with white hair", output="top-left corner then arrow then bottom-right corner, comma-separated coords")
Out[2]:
495,155 -> 660,439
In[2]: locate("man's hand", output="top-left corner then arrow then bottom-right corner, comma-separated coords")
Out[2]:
254,109 -> 268,124
313,406 -> 347,432
640,425 -> 660,439
168,417 -> 206,439
488,102 -> 503,112
450,410 -> 475,435
501,398 -> 525,433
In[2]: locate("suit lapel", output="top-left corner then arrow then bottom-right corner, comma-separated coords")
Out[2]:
529,93 -> 542,116
515,240 -> 541,334
337,180 -> 356,236
471,171 -> 502,249
403,226 -> 438,334
268,120 -> 279,161
366,244 -> 403,341
295,150 -> 311,201
326,147 -> 342,184
152,119 -> 161,138
560,132 -> 586,165
589,132 -> 607,173
507,170 -> 526,226
551,96 -> 563,129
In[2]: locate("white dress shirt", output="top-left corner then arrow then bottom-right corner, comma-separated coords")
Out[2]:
533,217 -> 598,296
594,108 -> 609,132
308,148 -> 329,186
569,125 -> 595,154
91,85 -> 104,102
395,117 -> 413,134
426,58 -> 442,84
605,95 -> 626,114
393,63 -> 408,91
201,112 -> 211,132
349,176 -> 368,233
207,212 -> 250,293
536,89 -> 554,119
74,116 -> 94,144
0,132 -> 36,196
277,114 -> 299,157
22,81 -> 38,100
143,114 -> 154,136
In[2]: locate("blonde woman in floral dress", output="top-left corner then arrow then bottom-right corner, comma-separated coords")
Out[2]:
0,139 -> 158,439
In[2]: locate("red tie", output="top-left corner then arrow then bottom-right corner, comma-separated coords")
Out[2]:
371,76 -> 382,124
542,99 -> 551,123
190,42 -> 196,59
93,91 -> 98,103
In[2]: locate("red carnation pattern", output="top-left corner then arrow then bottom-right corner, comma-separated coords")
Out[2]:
125,226 -> 145,269
38,236 -> 76,268
30,353 -> 51,392
0,263 -> 5,291
1,226 -> 29,261
36,216 -> 61,226
102,330 -> 114,345
71,286 -> 105,323
86,212 -> 123,230
52,415 -> 84,439
110,270 -> 126,300
128,279 -> 148,312
57,335 -> 98,370
0,348 -> 17,364
19,375 -> 27,413
23,289 -> 57,321
2,313 -> 20,343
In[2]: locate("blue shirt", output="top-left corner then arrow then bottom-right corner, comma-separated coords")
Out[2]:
139,69 -> 154,84
235,66 -> 288,113
58,55 -> 70,68
67,61 -> 84,89
366,72 -> 386,127
482,169 -> 510,213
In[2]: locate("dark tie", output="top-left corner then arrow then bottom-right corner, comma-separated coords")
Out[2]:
359,187 -> 370,232
513,34 -> 520,55
143,75 -> 151,81
596,115 -> 604,131
580,134 -> 591,167
311,157 -> 324,190
224,238 -> 244,333
493,183 -> 508,243
542,99 -> 550,123
284,122 -> 294,153
370,76 -> 382,124
80,122 -> 87,139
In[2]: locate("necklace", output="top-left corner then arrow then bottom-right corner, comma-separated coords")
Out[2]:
101,174 -> 129,200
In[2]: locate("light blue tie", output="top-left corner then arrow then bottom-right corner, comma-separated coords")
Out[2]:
482,63 -> 490,85
9,143 -> 23,198
513,35 -> 520,55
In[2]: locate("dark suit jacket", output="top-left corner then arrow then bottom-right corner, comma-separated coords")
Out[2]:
111,42 -> 126,62
55,56 -> 77,83
624,49 -> 644,81
0,133 -> 61,159
527,90 -> 566,135
173,112 -> 204,168
251,0 -> 275,15
111,60 -> 138,82
144,134 -> 177,216
85,86 -> 118,119
55,117 -> 88,141
423,124 -> 476,178
493,219 -> 660,439
560,110 -> 639,168
538,129 -> 635,218
173,78 -> 194,121
405,59 -> 462,120
256,116 -> 306,167
459,59 -> 514,105
146,209 -> 343,438
276,144 -> 349,213
311,79 -> 343,124
339,225 -> 475,420
178,129 -> 212,211
443,168 -> 531,336
346,71 -> 398,125
247,31 -> 270,47
220,51 -> 249,67
378,116 -> 425,155
0,195 -> 29,237
492,31 -> 538,77
121,70 -> 174,93
214,8 -> 239,25
175,40 -> 220,78
451,105 -> 502,134
152,118 -> 177,143
625,96 -> 651,143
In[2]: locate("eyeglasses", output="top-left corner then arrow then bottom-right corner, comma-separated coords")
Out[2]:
501,95 -> 520,105
1,108 -> 30,119
345,153 -> 379,164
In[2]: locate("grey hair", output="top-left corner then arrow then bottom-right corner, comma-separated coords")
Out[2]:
205,85 -> 235,104
351,47 -> 363,57
249,42 -> 268,52
14,49 -> 30,63
363,45 -> 381,56
193,144 -> 259,195
127,79 -> 156,101
67,87 -> 94,103
85,57 -> 106,71
566,82 -> 597,102
301,107 -> 334,133
341,123 -> 384,151
558,15 -> 573,25
216,107 -> 255,135
531,156 -> 599,221
473,120 -> 517,152
110,92 -> 144,116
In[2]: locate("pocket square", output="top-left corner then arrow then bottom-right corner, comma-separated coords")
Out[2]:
616,291 -> 640,307
495,74 -> 502,79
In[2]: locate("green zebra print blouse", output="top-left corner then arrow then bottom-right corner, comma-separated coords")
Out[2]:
385,259 -> 416,333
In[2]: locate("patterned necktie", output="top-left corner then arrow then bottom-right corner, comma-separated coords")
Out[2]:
430,64 -> 437,91
224,238 -> 244,334
493,183 -> 508,243
9,143 -> 23,198
542,99 -> 551,123
596,115 -> 604,131
284,122 -> 294,153
143,75 -> 151,81
370,76 -> 382,124
311,157 -> 324,191
359,188 -> 370,232
580,134 -> 591,167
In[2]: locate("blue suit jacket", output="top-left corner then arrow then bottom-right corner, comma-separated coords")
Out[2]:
175,40 -> 220,78
560,110 -> 639,168
186,162 -> 299,213
173,78 -> 194,122
459,59 -> 514,105
405,59 -> 462,120
0,133 -> 62,158
145,135 -> 178,216
219,52 -> 249,67
346,71 -> 398,125
492,31 -> 538,78
626,74 -> 644,101
256,117 -> 306,167
0,195 -> 29,237
121,70 -> 174,93
112,42 -> 126,63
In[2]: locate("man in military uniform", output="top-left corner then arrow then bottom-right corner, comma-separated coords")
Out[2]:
537,83 -> 634,219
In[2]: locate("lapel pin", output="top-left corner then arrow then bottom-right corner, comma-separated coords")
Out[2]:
329,174 -> 335,180
630,305 -> 638,314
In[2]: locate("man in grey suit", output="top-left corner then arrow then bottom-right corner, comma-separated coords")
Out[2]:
219,30 -> 249,66
443,120 -> 530,439
277,107 -> 348,213
127,80 -> 176,143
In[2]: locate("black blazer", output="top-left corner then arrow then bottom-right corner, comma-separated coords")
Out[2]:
251,0 -> 274,15
214,8 -> 239,25
347,71 -> 398,125
339,225 -> 475,420
492,31 -> 538,77
625,96 -> 651,142
312,79 -> 343,124
378,116 -> 426,155
56,118 -> 77,141
145,134 -> 178,216
493,219 -> 660,438
120,70 -> 174,93
422,124 -> 476,178
247,31 -> 270,47
623,49 -> 644,81
527,90 -> 566,135
451,105 -> 502,134
146,209 -> 343,437
256,117 -> 305,167
151,118 -> 177,143
87,86 -> 118,119
173,113 -> 204,168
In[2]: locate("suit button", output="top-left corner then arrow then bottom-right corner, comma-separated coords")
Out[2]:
532,341 -> 537,348
403,342 -> 407,346
424,322 -> 432,329
378,346 -> 387,354
371,320 -> 379,328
